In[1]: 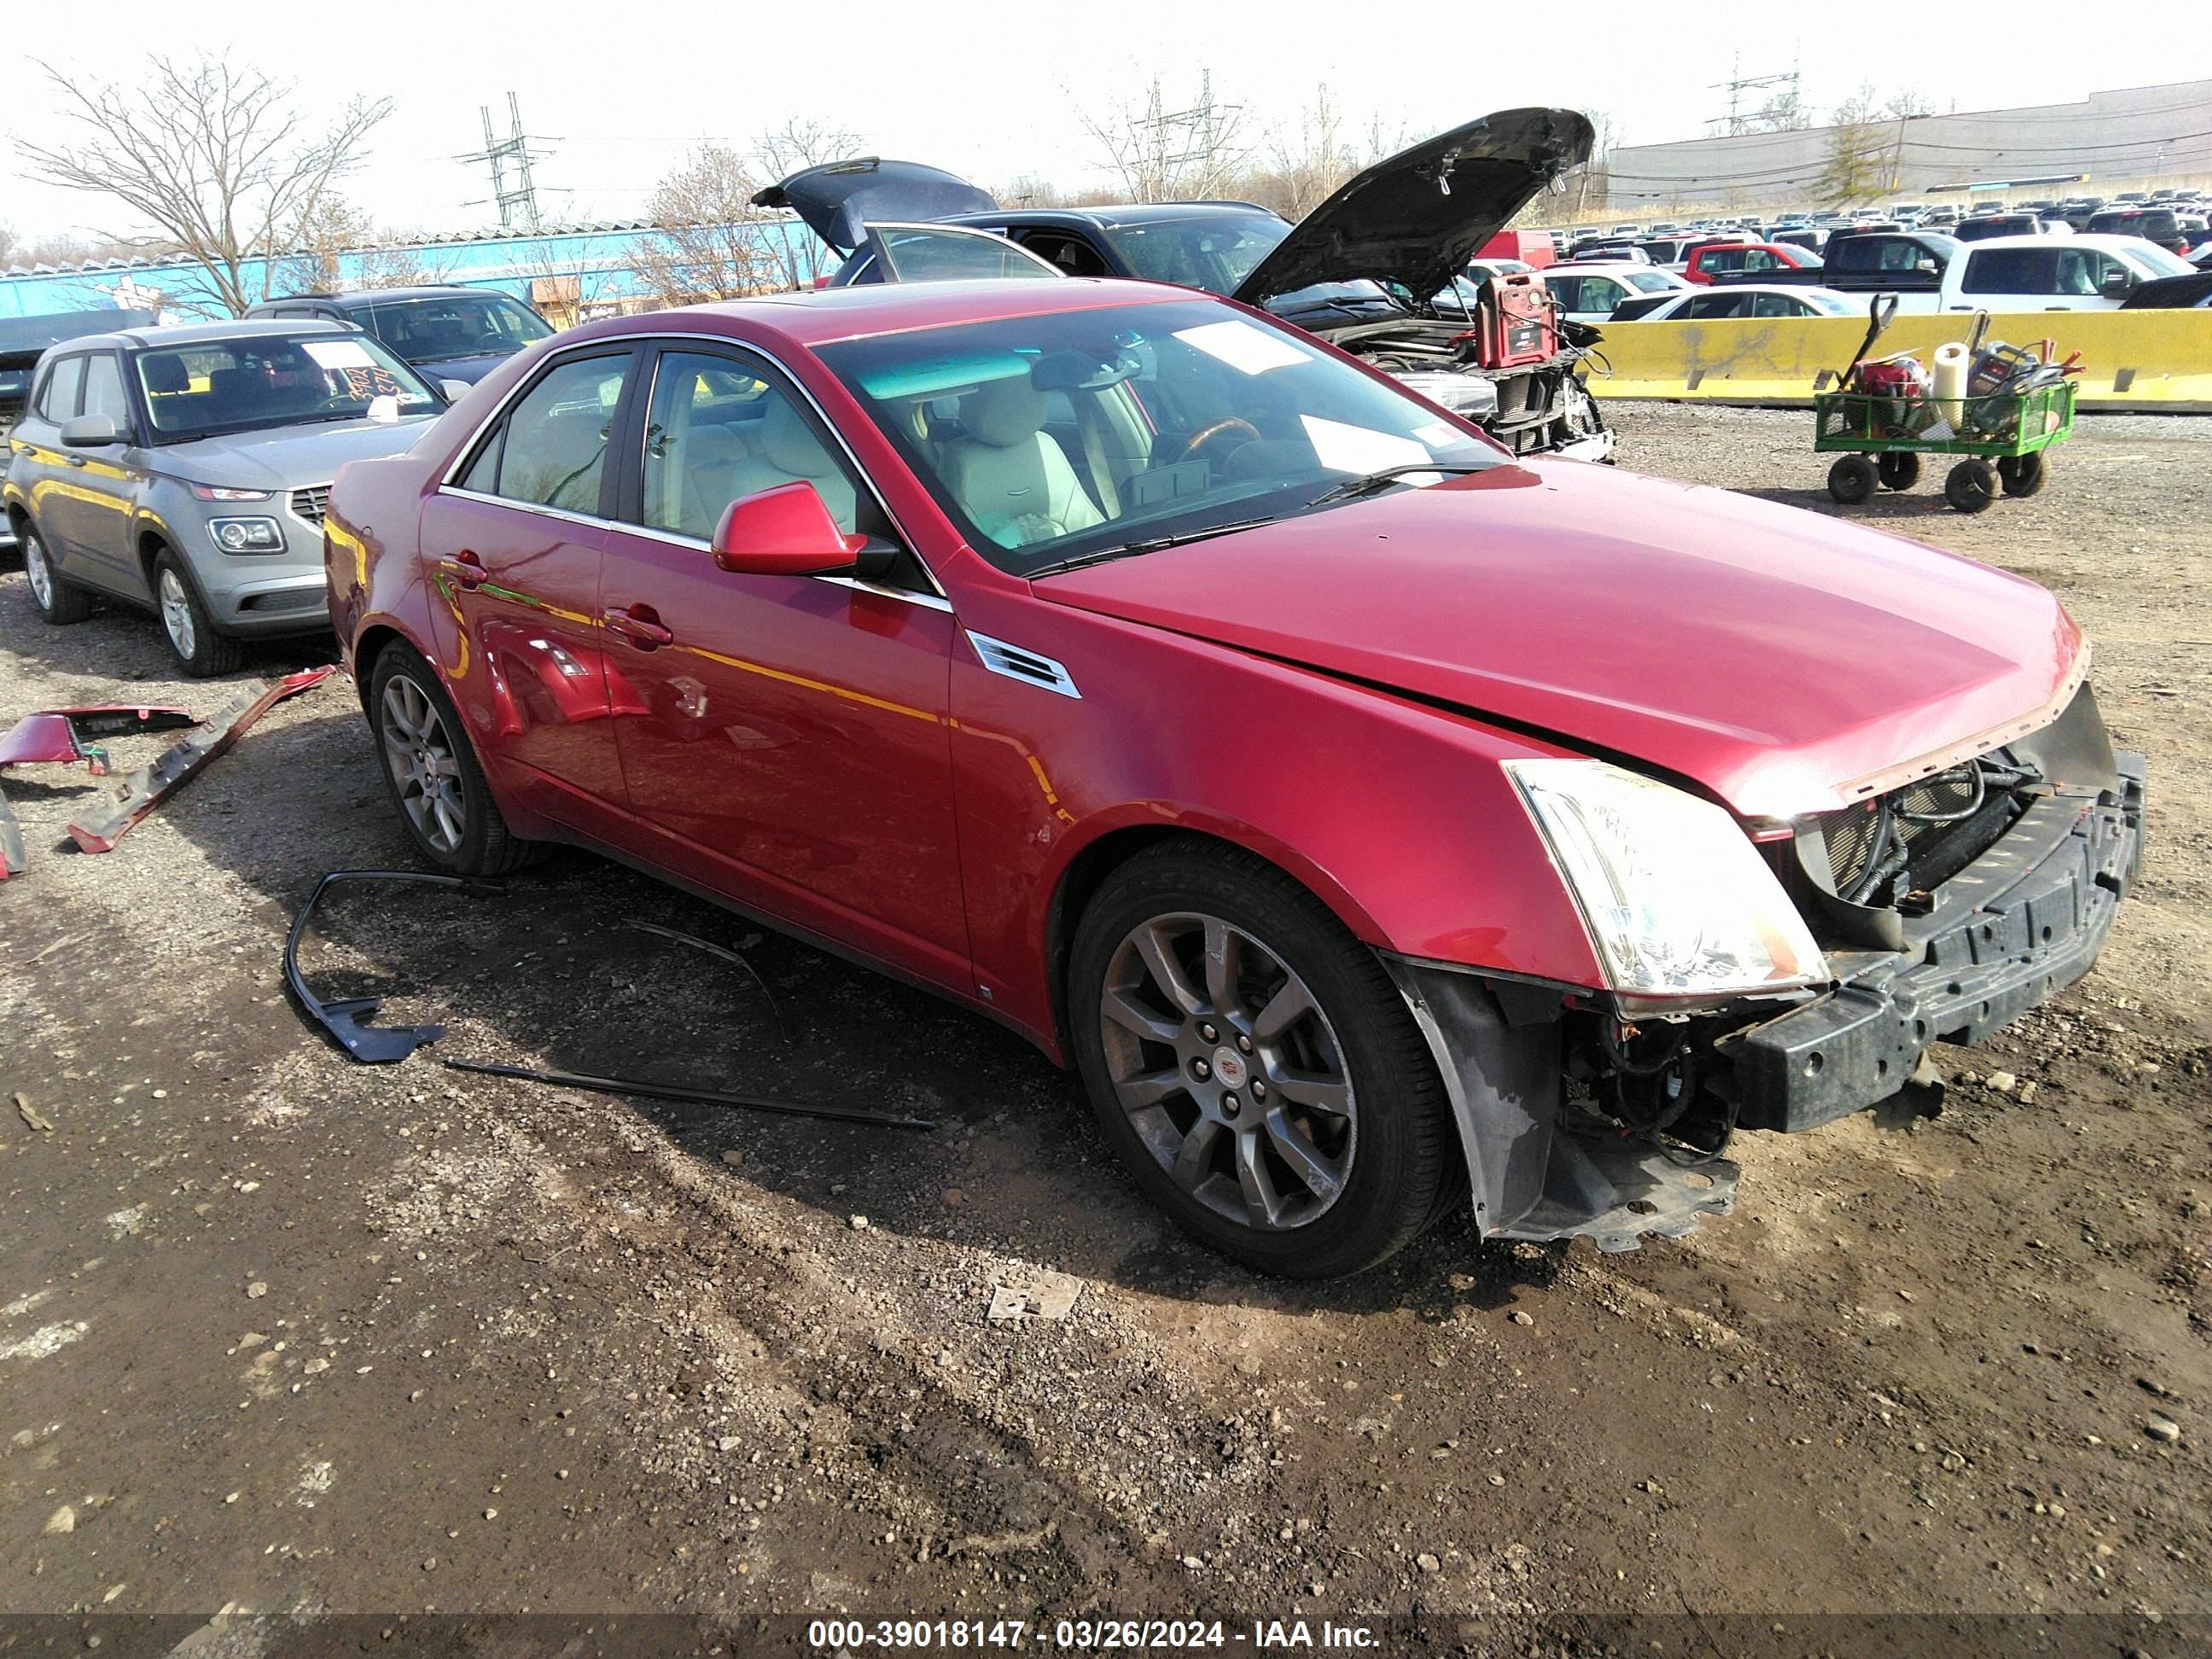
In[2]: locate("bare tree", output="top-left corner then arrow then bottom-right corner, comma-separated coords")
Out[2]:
270,195 -> 453,296
636,143 -> 790,305
1082,75 -> 1251,202
749,117 -> 864,184
1248,85 -> 1358,220
18,55 -> 392,316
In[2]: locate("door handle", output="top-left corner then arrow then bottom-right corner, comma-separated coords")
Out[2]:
65,455 -> 89,468
441,549 -> 487,590
603,605 -> 674,649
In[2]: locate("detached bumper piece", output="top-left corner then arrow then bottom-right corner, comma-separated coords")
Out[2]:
1730,753 -> 2146,1132
66,669 -> 334,854
0,702 -> 200,881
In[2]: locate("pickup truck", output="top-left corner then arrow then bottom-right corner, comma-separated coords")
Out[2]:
1718,231 -> 2196,312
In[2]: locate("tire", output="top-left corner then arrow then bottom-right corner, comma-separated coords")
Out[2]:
1944,458 -> 1998,515
1067,838 -> 1458,1278
153,549 -> 246,677
1998,451 -> 2047,498
1826,454 -> 1878,505
1877,451 -> 1923,491
20,522 -> 97,625
367,639 -> 533,876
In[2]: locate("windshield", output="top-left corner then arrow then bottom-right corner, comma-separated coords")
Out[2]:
361,293 -> 552,364
1804,292 -> 1858,316
134,331 -> 439,442
2126,242 -> 2194,276
1625,269 -> 1681,292
1100,213 -> 1289,293
816,298 -> 1500,577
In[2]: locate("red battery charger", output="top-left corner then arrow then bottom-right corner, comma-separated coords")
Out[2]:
1464,272 -> 1558,369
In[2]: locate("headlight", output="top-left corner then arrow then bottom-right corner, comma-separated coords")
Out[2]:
1505,758 -> 1827,998
189,484 -> 271,502
207,516 -> 285,553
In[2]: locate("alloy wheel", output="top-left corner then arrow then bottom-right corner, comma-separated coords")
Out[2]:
380,675 -> 466,853
1097,911 -> 1356,1231
159,567 -> 197,659
24,532 -> 53,610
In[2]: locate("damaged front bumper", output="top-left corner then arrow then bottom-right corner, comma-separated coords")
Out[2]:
1727,751 -> 2146,1132
1382,747 -> 2146,1254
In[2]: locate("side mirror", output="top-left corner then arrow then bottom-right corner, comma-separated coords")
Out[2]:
61,413 -> 122,448
439,379 -> 472,402
2101,268 -> 2137,298
711,481 -> 865,577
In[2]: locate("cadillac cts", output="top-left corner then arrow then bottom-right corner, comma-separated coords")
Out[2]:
324,277 -> 2145,1278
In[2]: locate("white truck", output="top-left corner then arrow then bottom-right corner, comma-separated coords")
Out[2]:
1731,230 -> 2196,314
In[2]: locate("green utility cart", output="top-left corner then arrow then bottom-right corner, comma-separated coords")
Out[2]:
1814,379 -> 2077,515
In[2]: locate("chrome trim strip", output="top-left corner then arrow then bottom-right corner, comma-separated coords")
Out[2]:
965,630 -> 1080,699
436,484 -> 607,533
433,329 -> 945,600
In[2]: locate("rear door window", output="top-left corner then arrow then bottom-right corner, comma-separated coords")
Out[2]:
460,351 -> 633,514
38,355 -> 84,422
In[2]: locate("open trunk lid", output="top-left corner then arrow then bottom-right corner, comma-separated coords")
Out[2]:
750,159 -> 1000,257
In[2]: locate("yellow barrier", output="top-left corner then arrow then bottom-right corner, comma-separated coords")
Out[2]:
1586,308 -> 2212,411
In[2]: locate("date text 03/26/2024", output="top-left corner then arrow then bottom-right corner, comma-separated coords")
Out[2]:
806,1619 -> 1381,1650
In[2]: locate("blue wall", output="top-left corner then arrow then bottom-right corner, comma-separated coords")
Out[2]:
0,220 -> 829,321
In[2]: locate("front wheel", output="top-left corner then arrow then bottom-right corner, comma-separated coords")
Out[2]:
21,523 -> 97,624
368,641 -> 533,876
154,550 -> 245,677
1067,840 -> 1458,1277
1827,454 -> 1878,505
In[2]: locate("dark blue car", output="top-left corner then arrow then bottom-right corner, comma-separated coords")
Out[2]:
243,285 -> 554,387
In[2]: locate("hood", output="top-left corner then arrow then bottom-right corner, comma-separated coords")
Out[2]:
2120,270 -> 2212,308
752,158 -> 1000,256
1034,463 -> 2081,818
407,349 -> 513,386
154,415 -> 439,493
1231,108 -> 1592,311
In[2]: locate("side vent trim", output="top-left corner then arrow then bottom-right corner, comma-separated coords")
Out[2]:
965,631 -> 1080,700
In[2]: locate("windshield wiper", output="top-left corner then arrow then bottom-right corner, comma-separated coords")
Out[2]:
1027,516 -> 1284,578
1304,463 -> 1492,509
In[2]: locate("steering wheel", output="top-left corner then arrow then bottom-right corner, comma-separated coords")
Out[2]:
1176,417 -> 1260,465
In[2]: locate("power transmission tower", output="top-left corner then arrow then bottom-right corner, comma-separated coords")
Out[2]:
1133,71 -> 1243,196
1705,58 -> 1802,137
459,93 -> 547,230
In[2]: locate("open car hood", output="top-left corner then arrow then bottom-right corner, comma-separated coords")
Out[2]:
1231,109 -> 1592,310
751,159 -> 1000,257
1033,462 -> 2083,819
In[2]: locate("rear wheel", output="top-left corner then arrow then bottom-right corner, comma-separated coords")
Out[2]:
1877,451 -> 1923,491
1826,454 -> 1878,504
1998,451 -> 2047,498
154,550 -> 245,677
1944,458 -> 1998,514
1067,840 -> 1458,1278
368,640 -> 533,876
21,523 -> 97,624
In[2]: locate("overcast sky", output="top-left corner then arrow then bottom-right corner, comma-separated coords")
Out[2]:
6,0 -> 2209,243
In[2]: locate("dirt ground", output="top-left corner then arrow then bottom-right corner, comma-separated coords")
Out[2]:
1,405 -> 2206,1656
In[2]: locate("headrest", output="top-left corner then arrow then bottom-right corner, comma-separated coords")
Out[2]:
687,425 -> 746,467
961,375 -> 1045,448
760,396 -> 835,477
141,355 -> 189,394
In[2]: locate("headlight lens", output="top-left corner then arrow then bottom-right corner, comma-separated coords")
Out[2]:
189,484 -> 272,502
1505,758 -> 1828,998
208,516 -> 285,553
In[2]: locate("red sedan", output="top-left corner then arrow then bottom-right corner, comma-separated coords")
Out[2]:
325,276 -> 2144,1277
1680,242 -> 1823,284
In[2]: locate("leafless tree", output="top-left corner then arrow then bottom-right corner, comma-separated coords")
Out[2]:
17,55 -> 392,316
636,143 -> 791,305
1247,85 -> 1359,220
270,195 -> 453,296
749,117 -> 864,184
1082,75 -> 1252,202
1821,84 -> 1890,205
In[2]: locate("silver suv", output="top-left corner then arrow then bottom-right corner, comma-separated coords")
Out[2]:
4,320 -> 447,674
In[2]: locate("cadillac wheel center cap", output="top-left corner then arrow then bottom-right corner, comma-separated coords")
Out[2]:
1212,1046 -> 1248,1090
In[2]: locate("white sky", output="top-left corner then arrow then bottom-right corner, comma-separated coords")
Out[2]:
6,0 -> 2208,242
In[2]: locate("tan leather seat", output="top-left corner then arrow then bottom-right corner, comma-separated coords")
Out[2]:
687,397 -> 859,537
940,375 -> 1104,549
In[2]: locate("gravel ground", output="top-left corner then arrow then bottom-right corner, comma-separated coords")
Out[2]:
0,405 -> 2206,1654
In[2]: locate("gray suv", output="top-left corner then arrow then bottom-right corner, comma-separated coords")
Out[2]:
4,320 -> 446,675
